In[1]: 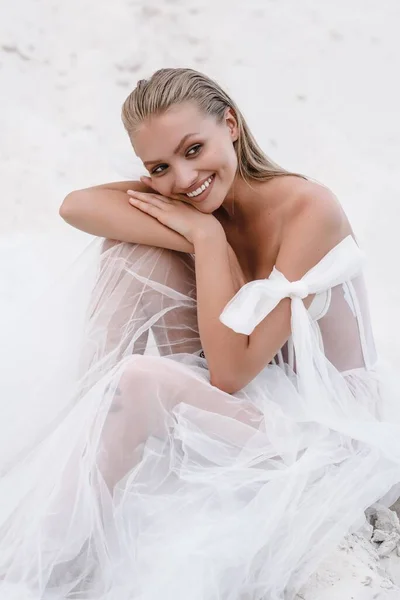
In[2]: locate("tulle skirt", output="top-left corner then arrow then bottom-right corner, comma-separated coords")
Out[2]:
1,239 -> 400,600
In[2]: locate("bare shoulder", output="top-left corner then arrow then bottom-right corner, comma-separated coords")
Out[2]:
287,179 -> 350,230
275,177 -> 354,278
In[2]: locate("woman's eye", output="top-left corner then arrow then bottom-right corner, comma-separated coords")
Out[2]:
186,144 -> 202,157
151,164 -> 168,175
150,145 -> 202,175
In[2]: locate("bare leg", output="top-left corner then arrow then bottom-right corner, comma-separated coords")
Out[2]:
83,241 -> 260,488
76,240 -> 202,398
83,240 -> 200,361
98,355 -> 263,490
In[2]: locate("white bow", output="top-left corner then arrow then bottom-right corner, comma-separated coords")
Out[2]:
220,235 -> 365,336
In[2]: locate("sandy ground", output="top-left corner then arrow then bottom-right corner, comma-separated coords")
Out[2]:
1,0 -> 400,597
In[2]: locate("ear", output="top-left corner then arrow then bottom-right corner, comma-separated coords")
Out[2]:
224,107 -> 239,142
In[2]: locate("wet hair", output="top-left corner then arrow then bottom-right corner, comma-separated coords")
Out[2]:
121,67 -> 305,183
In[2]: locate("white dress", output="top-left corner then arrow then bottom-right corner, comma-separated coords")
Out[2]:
0,234 -> 400,600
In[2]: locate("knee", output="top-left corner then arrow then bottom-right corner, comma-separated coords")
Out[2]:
117,355 -> 170,390
107,355 -> 178,417
100,242 -> 194,288
99,240 -> 196,304
100,240 -> 180,264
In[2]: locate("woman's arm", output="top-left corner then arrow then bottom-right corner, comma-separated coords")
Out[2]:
115,187 -> 346,393
59,181 -> 193,253
193,227 -> 248,391
194,195 -> 347,394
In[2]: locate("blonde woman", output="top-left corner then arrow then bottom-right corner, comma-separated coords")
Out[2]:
1,68 -> 400,599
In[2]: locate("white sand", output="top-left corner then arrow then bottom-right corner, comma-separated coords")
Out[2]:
1,0 -> 400,597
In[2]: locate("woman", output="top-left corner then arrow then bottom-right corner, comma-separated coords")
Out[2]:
1,67 -> 400,599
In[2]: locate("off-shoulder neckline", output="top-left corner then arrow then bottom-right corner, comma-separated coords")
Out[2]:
272,234 -> 361,278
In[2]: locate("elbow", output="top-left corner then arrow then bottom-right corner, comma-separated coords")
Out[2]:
209,371 -> 244,395
208,354 -> 250,395
59,191 -> 81,223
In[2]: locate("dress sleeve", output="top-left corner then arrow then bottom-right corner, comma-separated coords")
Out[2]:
219,235 -> 365,335
219,235 -> 366,415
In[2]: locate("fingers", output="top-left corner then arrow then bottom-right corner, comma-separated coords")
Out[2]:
127,191 -> 171,208
127,192 -> 174,221
128,196 -> 160,218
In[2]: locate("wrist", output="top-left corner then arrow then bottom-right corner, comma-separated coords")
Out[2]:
192,220 -> 226,246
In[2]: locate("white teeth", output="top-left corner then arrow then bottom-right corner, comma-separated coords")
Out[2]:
186,175 -> 213,198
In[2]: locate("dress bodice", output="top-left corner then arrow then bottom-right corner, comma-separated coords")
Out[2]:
275,272 -> 377,374
220,235 -> 378,375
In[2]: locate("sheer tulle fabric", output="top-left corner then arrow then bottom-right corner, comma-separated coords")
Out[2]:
0,237 -> 400,600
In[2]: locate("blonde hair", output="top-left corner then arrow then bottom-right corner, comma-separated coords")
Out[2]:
121,68 -> 305,183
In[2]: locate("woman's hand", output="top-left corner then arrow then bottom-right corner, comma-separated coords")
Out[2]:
127,184 -> 222,244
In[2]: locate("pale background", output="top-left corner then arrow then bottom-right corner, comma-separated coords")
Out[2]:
1,0 -> 399,356
1,2 -> 400,595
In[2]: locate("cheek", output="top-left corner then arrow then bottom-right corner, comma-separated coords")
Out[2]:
228,141 -> 239,168
216,139 -> 238,172
217,146 -> 237,180
207,144 -> 234,173
150,177 -> 171,195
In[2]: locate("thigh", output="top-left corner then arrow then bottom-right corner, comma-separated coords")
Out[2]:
98,355 -> 263,489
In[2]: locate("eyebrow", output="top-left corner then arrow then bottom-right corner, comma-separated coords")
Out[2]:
143,132 -> 199,167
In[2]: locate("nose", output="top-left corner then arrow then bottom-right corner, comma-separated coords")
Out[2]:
173,165 -> 199,194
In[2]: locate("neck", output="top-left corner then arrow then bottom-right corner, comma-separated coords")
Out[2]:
221,174 -> 277,223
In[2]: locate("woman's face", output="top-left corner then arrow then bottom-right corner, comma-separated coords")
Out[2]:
132,102 -> 239,213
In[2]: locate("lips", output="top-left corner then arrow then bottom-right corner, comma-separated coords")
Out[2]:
188,173 -> 216,203
186,174 -> 214,197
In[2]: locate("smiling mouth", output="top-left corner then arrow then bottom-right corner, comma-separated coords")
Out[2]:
185,174 -> 215,199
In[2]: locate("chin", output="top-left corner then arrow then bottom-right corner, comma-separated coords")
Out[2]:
203,206 -> 219,215
194,196 -> 224,215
